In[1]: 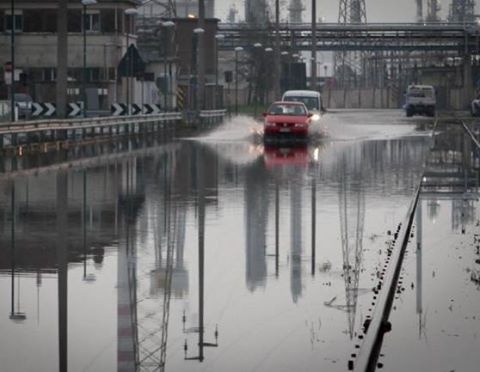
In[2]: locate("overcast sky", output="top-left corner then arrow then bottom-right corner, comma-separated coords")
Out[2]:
215,0 -> 478,23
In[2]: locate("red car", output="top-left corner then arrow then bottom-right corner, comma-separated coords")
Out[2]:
264,145 -> 309,167
263,101 -> 312,139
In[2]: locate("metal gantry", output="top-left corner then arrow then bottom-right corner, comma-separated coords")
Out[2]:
217,23 -> 478,53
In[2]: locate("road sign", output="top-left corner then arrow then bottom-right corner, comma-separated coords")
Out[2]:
111,103 -> 127,116
143,104 -> 161,115
32,102 -> 56,117
131,104 -> 142,115
118,45 -> 146,77
4,61 -> 12,72
67,102 -> 82,117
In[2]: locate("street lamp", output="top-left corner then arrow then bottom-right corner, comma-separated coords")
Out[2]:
162,21 -> 175,112
81,0 -> 97,118
253,43 -> 263,115
234,46 -> 243,115
281,51 -> 290,91
9,0 -> 15,122
264,48 -> 273,102
215,34 -> 225,109
124,8 -> 138,115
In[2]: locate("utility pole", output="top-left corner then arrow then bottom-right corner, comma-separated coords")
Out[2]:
197,0 -> 205,111
57,0 -> 68,118
274,0 -> 281,99
311,0 -> 317,91
10,0 -> 15,122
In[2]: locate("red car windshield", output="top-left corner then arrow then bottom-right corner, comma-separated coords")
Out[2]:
267,103 -> 307,116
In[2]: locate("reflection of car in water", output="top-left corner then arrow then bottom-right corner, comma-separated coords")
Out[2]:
282,90 -> 324,120
405,85 -> 436,117
263,144 -> 309,167
263,101 -> 312,140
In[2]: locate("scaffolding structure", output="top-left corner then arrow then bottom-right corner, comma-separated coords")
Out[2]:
335,0 -> 367,87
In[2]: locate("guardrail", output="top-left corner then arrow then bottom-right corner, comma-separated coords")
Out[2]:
0,112 -> 182,133
0,112 -> 183,149
351,183 -> 422,371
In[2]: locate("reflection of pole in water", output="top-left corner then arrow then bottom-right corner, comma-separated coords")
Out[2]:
118,160 -> 137,372
416,200 -> 423,338
338,154 -> 365,339
311,177 -> 316,277
184,146 -> 219,363
56,172 -> 68,372
9,181 -> 26,322
245,162 -> 268,291
275,182 -> 280,277
290,180 -> 302,303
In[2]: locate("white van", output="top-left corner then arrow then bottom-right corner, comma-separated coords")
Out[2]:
405,85 -> 436,117
282,90 -> 324,120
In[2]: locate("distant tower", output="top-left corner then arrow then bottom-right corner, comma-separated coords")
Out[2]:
289,0 -> 305,23
425,0 -> 441,22
227,4 -> 238,23
245,0 -> 268,24
335,0 -> 367,88
339,0 -> 367,24
416,0 -> 424,23
448,0 -> 475,23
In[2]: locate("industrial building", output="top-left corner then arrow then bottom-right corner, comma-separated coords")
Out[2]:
0,0 -> 142,112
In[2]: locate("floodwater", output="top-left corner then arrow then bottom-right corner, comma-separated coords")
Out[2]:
0,110 -> 453,372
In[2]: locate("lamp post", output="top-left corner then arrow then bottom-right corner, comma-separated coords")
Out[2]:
253,43 -> 262,116
281,51 -> 289,91
193,27 -> 205,112
215,34 -> 225,109
81,0 -> 97,118
311,0 -> 317,91
10,0 -> 15,122
162,21 -> 175,112
264,48 -> 273,101
124,8 -> 138,115
234,46 -> 243,115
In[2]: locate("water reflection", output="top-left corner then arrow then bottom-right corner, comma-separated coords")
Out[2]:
379,122 -> 480,371
0,127 -> 433,371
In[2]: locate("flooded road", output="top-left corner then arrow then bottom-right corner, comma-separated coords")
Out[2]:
0,110 -> 458,371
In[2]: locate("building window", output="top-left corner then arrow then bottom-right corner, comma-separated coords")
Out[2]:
42,68 -> 57,82
5,10 -> 23,32
84,11 -> 100,32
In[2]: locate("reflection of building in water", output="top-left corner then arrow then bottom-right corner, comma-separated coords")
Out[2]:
244,159 -> 268,291
422,125 -> 480,232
